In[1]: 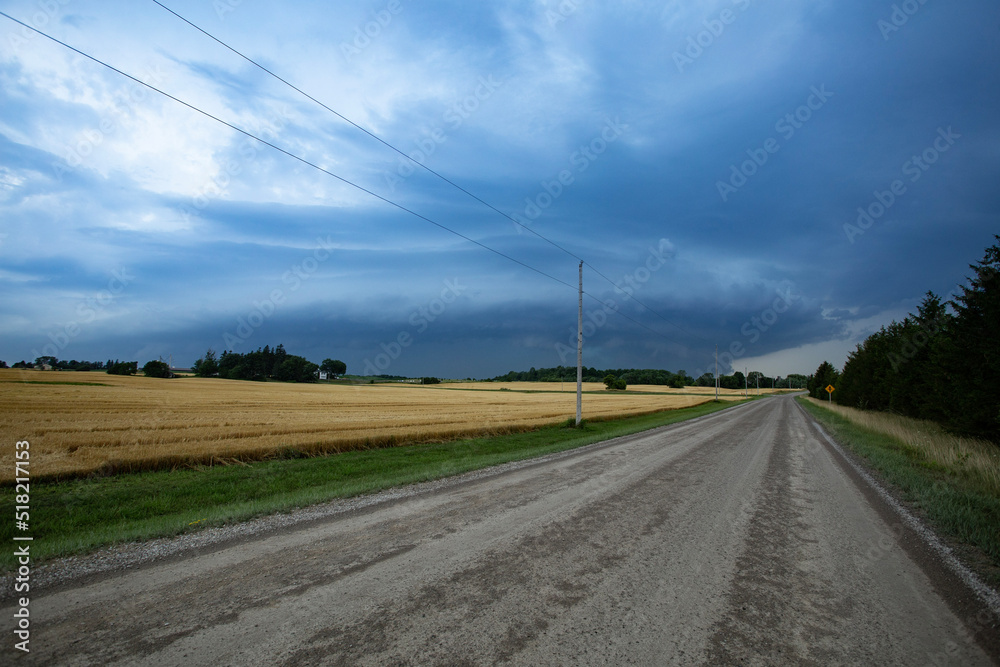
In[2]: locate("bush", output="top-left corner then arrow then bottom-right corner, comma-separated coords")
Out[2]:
106,360 -> 138,376
604,374 -> 626,391
142,360 -> 172,378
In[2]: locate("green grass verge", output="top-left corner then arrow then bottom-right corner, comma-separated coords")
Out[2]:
2,399 -> 744,571
798,397 -> 1000,586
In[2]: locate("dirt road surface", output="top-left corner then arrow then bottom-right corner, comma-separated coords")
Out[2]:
4,396 -> 998,665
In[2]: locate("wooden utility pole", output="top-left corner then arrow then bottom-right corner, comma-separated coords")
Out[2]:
576,261 -> 583,426
714,345 -> 718,401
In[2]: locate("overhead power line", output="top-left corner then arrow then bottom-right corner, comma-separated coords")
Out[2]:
148,0 -> 711,344
149,0 -> 576,258
0,10 -> 682,344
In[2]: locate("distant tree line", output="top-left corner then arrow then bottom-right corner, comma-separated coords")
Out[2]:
493,366 -> 697,387
6,357 -> 107,371
3,349 -> 348,384
812,236 -> 999,443
492,366 -> 807,391
696,371 -> 808,390
3,357 -> 173,377
192,345 -> 343,384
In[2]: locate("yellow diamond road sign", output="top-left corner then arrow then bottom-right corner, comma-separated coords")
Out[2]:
825,385 -> 836,394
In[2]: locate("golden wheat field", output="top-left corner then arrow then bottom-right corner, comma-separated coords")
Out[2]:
0,370 -> 757,482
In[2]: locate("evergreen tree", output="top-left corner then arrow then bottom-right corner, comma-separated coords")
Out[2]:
808,361 -> 839,399
192,349 -> 219,377
934,237 -> 1000,441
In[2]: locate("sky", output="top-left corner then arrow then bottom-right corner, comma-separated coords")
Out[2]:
1,0 -> 998,380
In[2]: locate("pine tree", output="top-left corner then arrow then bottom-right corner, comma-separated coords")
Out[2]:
934,237 -> 1000,441
808,361 -> 839,400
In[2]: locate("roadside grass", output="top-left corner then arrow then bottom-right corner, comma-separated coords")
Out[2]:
1,399 -> 743,571
798,397 -> 1000,585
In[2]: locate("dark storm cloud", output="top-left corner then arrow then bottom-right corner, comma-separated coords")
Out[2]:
1,0 -> 997,376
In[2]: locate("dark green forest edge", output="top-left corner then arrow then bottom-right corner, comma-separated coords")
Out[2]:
808,236 -> 1000,444
0,400 -> 743,571
800,237 -> 1000,586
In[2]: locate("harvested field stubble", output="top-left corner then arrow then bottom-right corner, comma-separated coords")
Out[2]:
0,371 -> 746,481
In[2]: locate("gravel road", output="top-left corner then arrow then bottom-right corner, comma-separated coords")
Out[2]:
3,395 -> 998,665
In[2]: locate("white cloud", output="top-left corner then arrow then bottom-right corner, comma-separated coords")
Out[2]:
0,167 -> 25,200
737,338 -> 857,377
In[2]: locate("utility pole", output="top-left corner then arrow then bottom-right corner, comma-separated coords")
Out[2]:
714,344 -> 718,401
576,261 -> 583,426
745,366 -> 748,397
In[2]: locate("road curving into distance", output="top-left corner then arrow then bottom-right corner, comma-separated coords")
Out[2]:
3,394 -> 998,665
